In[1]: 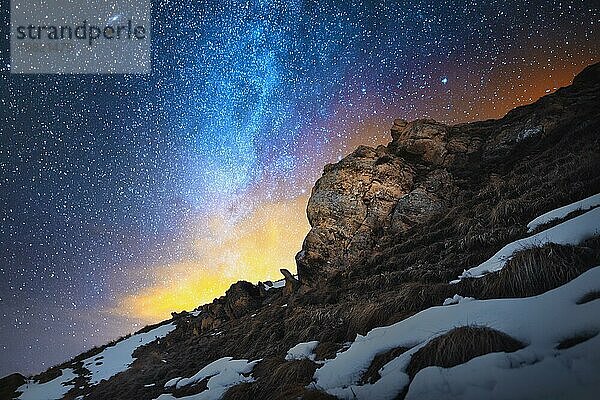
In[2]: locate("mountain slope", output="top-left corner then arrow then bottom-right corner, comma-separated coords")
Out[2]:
2,62 -> 600,400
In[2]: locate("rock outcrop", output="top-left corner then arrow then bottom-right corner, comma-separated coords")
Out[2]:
296,118 -> 473,285
297,62 -> 600,285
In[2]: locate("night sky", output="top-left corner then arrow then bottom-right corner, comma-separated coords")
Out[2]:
0,0 -> 598,376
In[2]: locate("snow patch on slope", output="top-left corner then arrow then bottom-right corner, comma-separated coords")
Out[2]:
442,294 -> 474,306
406,335 -> 600,400
263,278 -> 286,290
452,206 -> 600,283
311,266 -> 600,399
17,368 -> 77,400
158,357 -> 260,400
82,322 -> 176,385
286,341 -> 319,361
527,193 -> 600,232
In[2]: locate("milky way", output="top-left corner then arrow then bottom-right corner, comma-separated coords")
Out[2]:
0,0 -> 598,375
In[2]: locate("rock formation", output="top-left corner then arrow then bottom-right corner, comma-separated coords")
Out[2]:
297,62 -> 600,285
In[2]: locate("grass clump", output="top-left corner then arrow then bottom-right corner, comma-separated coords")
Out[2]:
222,357 -> 319,400
360,347 -> 408,384
556,332 -> 598,350
463,241 -> 600,299
406,326 -> 524,378
577,290 -> 600,305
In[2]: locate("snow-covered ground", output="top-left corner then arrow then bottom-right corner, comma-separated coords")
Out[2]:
158,357 -> 260,400
311,267 -> 600,399
452,205 -> 600,283
285,340 -> 319,361
527,193 -> 600,232
16,322 -> 176,399
82,322 -> 176,385
17,368 -> 77,400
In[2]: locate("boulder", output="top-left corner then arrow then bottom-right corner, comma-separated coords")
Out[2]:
296,144 -> 414,285
223,281 -> 262,319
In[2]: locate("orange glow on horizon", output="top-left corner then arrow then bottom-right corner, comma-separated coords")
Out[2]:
112,196 -> 310,322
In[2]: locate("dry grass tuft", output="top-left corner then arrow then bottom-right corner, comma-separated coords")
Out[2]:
393,283 -> 454,311
463,241 -> 600,299
577,290 -> 600,305
221,383 -> 256,400
300,389 -> 339,399
490,197 -> 529,225
169,378 -> 209,398
345,283 -> 452,339
360,347 -> 408,384
556,332 -> 598,350
223,357 -> 319,400
406,326 -> 524,378
270,359 -> 318,385
314,341 -> 342,361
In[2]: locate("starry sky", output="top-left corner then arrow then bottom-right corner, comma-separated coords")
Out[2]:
0,0 -> 598,376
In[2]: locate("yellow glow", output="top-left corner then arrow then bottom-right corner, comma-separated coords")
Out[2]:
113,195 -> 310,322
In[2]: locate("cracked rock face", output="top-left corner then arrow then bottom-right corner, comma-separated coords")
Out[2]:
296,144 -> 414,285
391,169 -> 456,232
296,119 -> 474,285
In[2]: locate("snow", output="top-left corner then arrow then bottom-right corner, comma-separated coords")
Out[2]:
262,274 -> 298,291
263,278 -> 286,290
452,206 -> 600,283
442,294 -> 474,306
164,376 -> 182,388
311,266 -> 600,399
285,341 -> 319,361
17,368 -> 76,400
406,336 -> 600,400
190,310 -> 202,317
82,322 -> 176,385
156,357 -> 260,400
527,193 -> 600,232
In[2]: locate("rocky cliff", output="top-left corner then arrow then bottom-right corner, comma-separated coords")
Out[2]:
298,63 -> 600,285
2,62 -> 600,400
